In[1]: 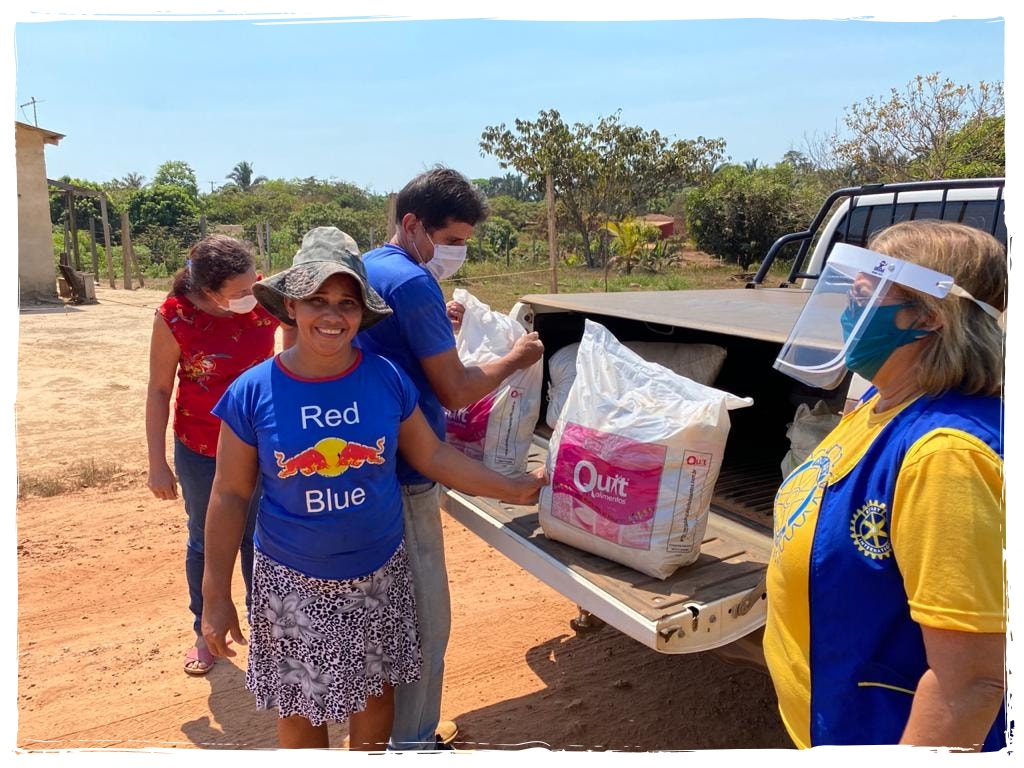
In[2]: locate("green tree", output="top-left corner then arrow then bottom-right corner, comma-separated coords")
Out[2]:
830,73 -> 1004,182
328,180 -> 379,211
152,160 -> 200,200
128,184 -> 201,246
485,195 -> 544,233
685,164 -> 806,266
481,108 -> 725,268
335,208 -> 387,251
916,114 -> 1005,179
478,215 -> 518,262
283,199 -> 388,251
779,150 -> 815,174
105,172 -> 146,191
594,115 -> 726,218
225,161 -> 268,192
287,202 -> 346,243
206,183 -> 296,237
474,173 -> 541,201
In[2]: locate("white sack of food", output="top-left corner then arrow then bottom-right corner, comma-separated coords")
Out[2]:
545,340 -> 727,429
444,288 -> 543,476
780,400 -> 841,478
539,320 -> 753,579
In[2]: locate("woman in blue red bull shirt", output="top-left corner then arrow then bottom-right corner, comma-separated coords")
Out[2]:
145,234 -> 279,676
765,220 -> 1007,752
200,227 -> 546,750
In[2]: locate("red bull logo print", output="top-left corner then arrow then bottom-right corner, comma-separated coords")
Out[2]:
275,436 -> 386,478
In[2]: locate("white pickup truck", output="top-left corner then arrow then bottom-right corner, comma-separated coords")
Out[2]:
441,177 -> 1007,665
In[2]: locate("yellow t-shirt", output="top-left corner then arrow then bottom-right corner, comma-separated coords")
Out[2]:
764,393 -> 1005,748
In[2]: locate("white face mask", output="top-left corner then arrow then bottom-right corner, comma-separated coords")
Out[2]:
419,225 -> 468,281
425,243 -> 468,281
223,294 -> 259,314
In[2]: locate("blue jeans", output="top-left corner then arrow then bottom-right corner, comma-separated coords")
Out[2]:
389,482 -> 452,751
174,438 -> 258,637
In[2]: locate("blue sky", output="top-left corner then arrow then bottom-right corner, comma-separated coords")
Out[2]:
6,5 -> 1013,195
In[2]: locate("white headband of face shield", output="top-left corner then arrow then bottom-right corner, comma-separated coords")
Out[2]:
826,244 -> 1001,321
773,243 -> 1004,390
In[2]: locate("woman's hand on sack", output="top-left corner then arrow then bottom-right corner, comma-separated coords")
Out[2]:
446,300 -> 465,333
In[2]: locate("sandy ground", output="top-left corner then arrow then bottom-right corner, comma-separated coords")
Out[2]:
12,283 -> 792,757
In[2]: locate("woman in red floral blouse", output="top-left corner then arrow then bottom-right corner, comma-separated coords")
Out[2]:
146,234 -> 279,675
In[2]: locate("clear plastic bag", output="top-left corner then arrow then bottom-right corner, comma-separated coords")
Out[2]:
444,289 -> 543,476
545,340 -> 727,429
780,400 -> 841,478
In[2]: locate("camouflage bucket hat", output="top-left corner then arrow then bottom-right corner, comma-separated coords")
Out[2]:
253,227 -> 392,330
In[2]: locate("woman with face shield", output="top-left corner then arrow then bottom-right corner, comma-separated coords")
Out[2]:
764,220 -> 1007,751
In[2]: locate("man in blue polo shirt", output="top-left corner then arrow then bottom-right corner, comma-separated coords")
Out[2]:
359,166 -> 544,751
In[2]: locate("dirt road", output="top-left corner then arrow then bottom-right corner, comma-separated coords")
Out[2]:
13,283 -> 792,754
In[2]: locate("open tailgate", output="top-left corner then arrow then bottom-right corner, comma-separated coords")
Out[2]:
441,437 -> 771,655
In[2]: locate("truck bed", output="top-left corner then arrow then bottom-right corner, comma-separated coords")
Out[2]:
442,437 -> 774,655
518,286 -> 812,345
442,285 -> 830,656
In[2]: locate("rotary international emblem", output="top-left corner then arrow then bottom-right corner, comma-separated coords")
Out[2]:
849,499 -> 892,560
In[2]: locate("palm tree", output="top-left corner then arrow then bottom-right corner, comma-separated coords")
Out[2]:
602,218 -> 659,281
225,161 -> 267,192
122,172 -> 146,189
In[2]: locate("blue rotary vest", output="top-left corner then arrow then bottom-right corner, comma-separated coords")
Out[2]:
806,390 -> 1005,750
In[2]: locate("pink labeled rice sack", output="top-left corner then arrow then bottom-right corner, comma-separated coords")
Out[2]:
539,320 -> 752,579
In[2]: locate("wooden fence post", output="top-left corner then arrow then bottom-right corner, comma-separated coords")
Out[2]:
89,217 -> 99,281
120,213 -> 132,289
255,222 -> 265,264
62,218 -> 71,266
546,172 -> 558,293
265,222 -> 272,273
131,245 -> 145,288
67,192 -> 82,270
386,193 -> 397,241
99,195 -> 115,288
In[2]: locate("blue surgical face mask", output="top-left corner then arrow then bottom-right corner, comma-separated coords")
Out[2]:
840,299 -> 932,380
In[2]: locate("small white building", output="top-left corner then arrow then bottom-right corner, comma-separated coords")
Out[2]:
16,121 -> 64,303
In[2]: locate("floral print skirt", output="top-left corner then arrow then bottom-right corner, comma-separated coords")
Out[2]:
246,543 -> 422,727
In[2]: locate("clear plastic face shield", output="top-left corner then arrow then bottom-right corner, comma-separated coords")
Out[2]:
773,243 -> 1002,390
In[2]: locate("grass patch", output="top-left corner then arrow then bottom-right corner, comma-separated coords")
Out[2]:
18,459 -> 125,500
17,475 -> 67,499
76,459 -> 124,488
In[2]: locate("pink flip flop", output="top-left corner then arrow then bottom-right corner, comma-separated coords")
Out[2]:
183,644 -> 216,676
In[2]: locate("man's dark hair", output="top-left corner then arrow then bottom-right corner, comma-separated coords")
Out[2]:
395,165 -> 489,232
